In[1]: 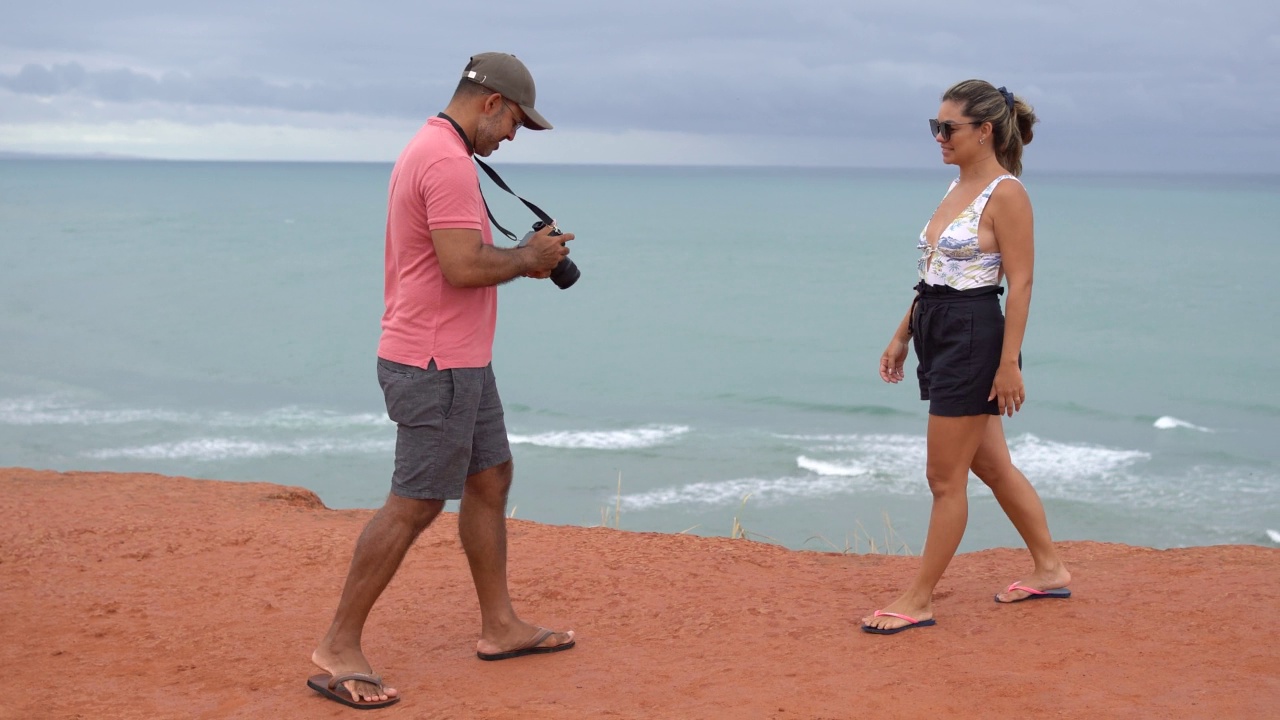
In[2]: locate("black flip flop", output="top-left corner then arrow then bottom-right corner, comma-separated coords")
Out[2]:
307,672 -> 400,710
476,627 -> 576,661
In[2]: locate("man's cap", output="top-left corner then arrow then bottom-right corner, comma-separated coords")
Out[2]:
462,52 -> 552,131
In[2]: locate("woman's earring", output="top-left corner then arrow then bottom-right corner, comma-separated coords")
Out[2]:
980,136 -> 986,145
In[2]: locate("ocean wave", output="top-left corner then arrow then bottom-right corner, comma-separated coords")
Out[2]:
1007,434 -> 1151,482
508,425 -> 690,450
1153,416 -> 1212,432
0,395 -> 390,430
209,407 -> 391,429
84,437 -> 392,461
619,432 -> 1155,511
1267,529 -> 1280,544
86,425 -> 692,462
795,456 -> 871,477
618,474 -> 872,510
781,433 -> 925,479
0,397 -> 198,426
724,395 -> 912,417
784,432 -> 1149,483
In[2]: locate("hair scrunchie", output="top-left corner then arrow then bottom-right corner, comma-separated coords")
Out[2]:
997,86 -> 1015,111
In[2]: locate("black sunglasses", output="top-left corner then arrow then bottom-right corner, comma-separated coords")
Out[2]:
929,119 -> 983,141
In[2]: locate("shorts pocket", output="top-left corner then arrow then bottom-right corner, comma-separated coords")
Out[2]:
379,361 -> 454,428
377,358 -> 419,379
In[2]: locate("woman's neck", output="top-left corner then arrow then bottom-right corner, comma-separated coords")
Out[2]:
957,154 -> 1007,183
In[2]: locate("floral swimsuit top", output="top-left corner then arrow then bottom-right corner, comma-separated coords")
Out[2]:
917,174 -> 1019,290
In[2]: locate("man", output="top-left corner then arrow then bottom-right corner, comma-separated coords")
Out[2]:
307,52 -> 576,710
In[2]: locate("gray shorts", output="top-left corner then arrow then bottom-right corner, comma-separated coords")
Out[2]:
377,358 -> 512,500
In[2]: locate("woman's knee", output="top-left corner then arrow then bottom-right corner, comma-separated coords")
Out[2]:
925,468 -> 969,498
972,459 -> 1015,490
970,460 -> 998,487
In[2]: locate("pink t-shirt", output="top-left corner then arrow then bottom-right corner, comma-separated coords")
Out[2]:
377,117 -> 497,370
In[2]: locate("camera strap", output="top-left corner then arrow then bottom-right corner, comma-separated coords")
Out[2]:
437,112 -> 553,242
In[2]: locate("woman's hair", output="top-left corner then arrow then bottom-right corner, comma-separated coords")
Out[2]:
942,80 -> 1038,177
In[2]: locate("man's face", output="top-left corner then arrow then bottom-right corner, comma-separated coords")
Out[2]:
474,96 -> 524,157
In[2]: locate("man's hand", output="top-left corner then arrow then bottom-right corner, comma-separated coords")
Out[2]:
521,225 -> 573,277
434,226 -> 572,287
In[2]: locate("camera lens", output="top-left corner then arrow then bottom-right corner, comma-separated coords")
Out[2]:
550,258 -> 580,289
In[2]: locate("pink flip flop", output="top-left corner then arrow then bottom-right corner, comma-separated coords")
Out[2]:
861,610 -> 937,635
995,582 -> 1072,603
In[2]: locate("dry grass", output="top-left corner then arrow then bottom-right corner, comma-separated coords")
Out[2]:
804,511 -> 915,555
596,472 -> 623,529
594,476 -> 912,555
728,493 -> 781,544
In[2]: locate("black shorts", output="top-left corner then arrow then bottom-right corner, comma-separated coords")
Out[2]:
910,282 -> 1019,417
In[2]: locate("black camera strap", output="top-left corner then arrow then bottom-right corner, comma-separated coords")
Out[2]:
437,112 -> 553,242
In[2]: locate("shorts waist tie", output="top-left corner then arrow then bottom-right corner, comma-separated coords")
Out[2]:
911,281 -> 1004,340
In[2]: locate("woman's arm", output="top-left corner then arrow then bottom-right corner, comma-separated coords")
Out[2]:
989,181 -> 1035,415
880,300 -> 916,384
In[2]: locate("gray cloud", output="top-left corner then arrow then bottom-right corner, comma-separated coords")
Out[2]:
2,0 -> 1277,170
0,62 -> 432,117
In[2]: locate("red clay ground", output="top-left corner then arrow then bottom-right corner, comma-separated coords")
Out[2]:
2,468 -> 1276,719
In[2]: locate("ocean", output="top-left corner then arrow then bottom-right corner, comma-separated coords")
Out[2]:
2,158 -> 1277,553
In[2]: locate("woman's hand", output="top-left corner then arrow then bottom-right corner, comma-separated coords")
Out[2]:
879,337 -> 910,383
989,361 -> 1025,416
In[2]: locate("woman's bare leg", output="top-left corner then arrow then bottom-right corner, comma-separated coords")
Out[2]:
970,417 -> 1070,601
861,413 -> 988,631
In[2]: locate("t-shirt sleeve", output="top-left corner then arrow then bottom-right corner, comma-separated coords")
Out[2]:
422,155 -> 483,231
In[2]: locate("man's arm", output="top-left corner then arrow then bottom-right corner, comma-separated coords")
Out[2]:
434,225 -> 572,288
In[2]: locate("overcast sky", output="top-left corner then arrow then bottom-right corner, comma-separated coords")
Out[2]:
2,1 -> 1277,172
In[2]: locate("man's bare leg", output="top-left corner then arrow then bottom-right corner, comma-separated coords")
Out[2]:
312,493 -> 443,702
459,459 -> 574,655
970,417 -> 1071,601
861,414 -> 988,631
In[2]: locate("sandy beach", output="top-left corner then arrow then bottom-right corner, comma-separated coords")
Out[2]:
2,467 -> 1276,719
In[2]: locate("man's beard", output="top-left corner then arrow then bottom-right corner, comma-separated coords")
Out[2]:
473,116 -> 506,157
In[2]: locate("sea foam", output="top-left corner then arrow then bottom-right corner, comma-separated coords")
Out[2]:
619,432 -> 1153,511
508,425 -> 689,450
0,396 -> 198,425
0,395 -> 389,430
1154,416 -> 1212,432
618,474 -> 871,510
85,437 -> 392,461
795,456 -> 871,477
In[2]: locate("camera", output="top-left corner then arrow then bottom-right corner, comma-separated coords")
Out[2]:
519,221 -> 580,289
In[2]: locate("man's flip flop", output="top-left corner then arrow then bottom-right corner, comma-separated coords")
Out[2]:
477,627 -> 576,661
995,582 -> 1072,603
860,610 -> 936,635
306,672 -> 400,710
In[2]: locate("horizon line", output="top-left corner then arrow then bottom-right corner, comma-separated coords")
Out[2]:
2,151 -> 1279,180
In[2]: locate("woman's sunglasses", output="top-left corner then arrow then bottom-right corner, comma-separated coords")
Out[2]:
929,119 -> 983,141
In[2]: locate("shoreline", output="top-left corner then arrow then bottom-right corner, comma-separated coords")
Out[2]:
3,467 -> 1277,718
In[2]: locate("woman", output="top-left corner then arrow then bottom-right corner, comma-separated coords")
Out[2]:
861,80 -> 1071,635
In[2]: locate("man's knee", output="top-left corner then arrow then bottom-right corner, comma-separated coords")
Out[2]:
465,459 -> 514,503
384,493 -> 445,533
